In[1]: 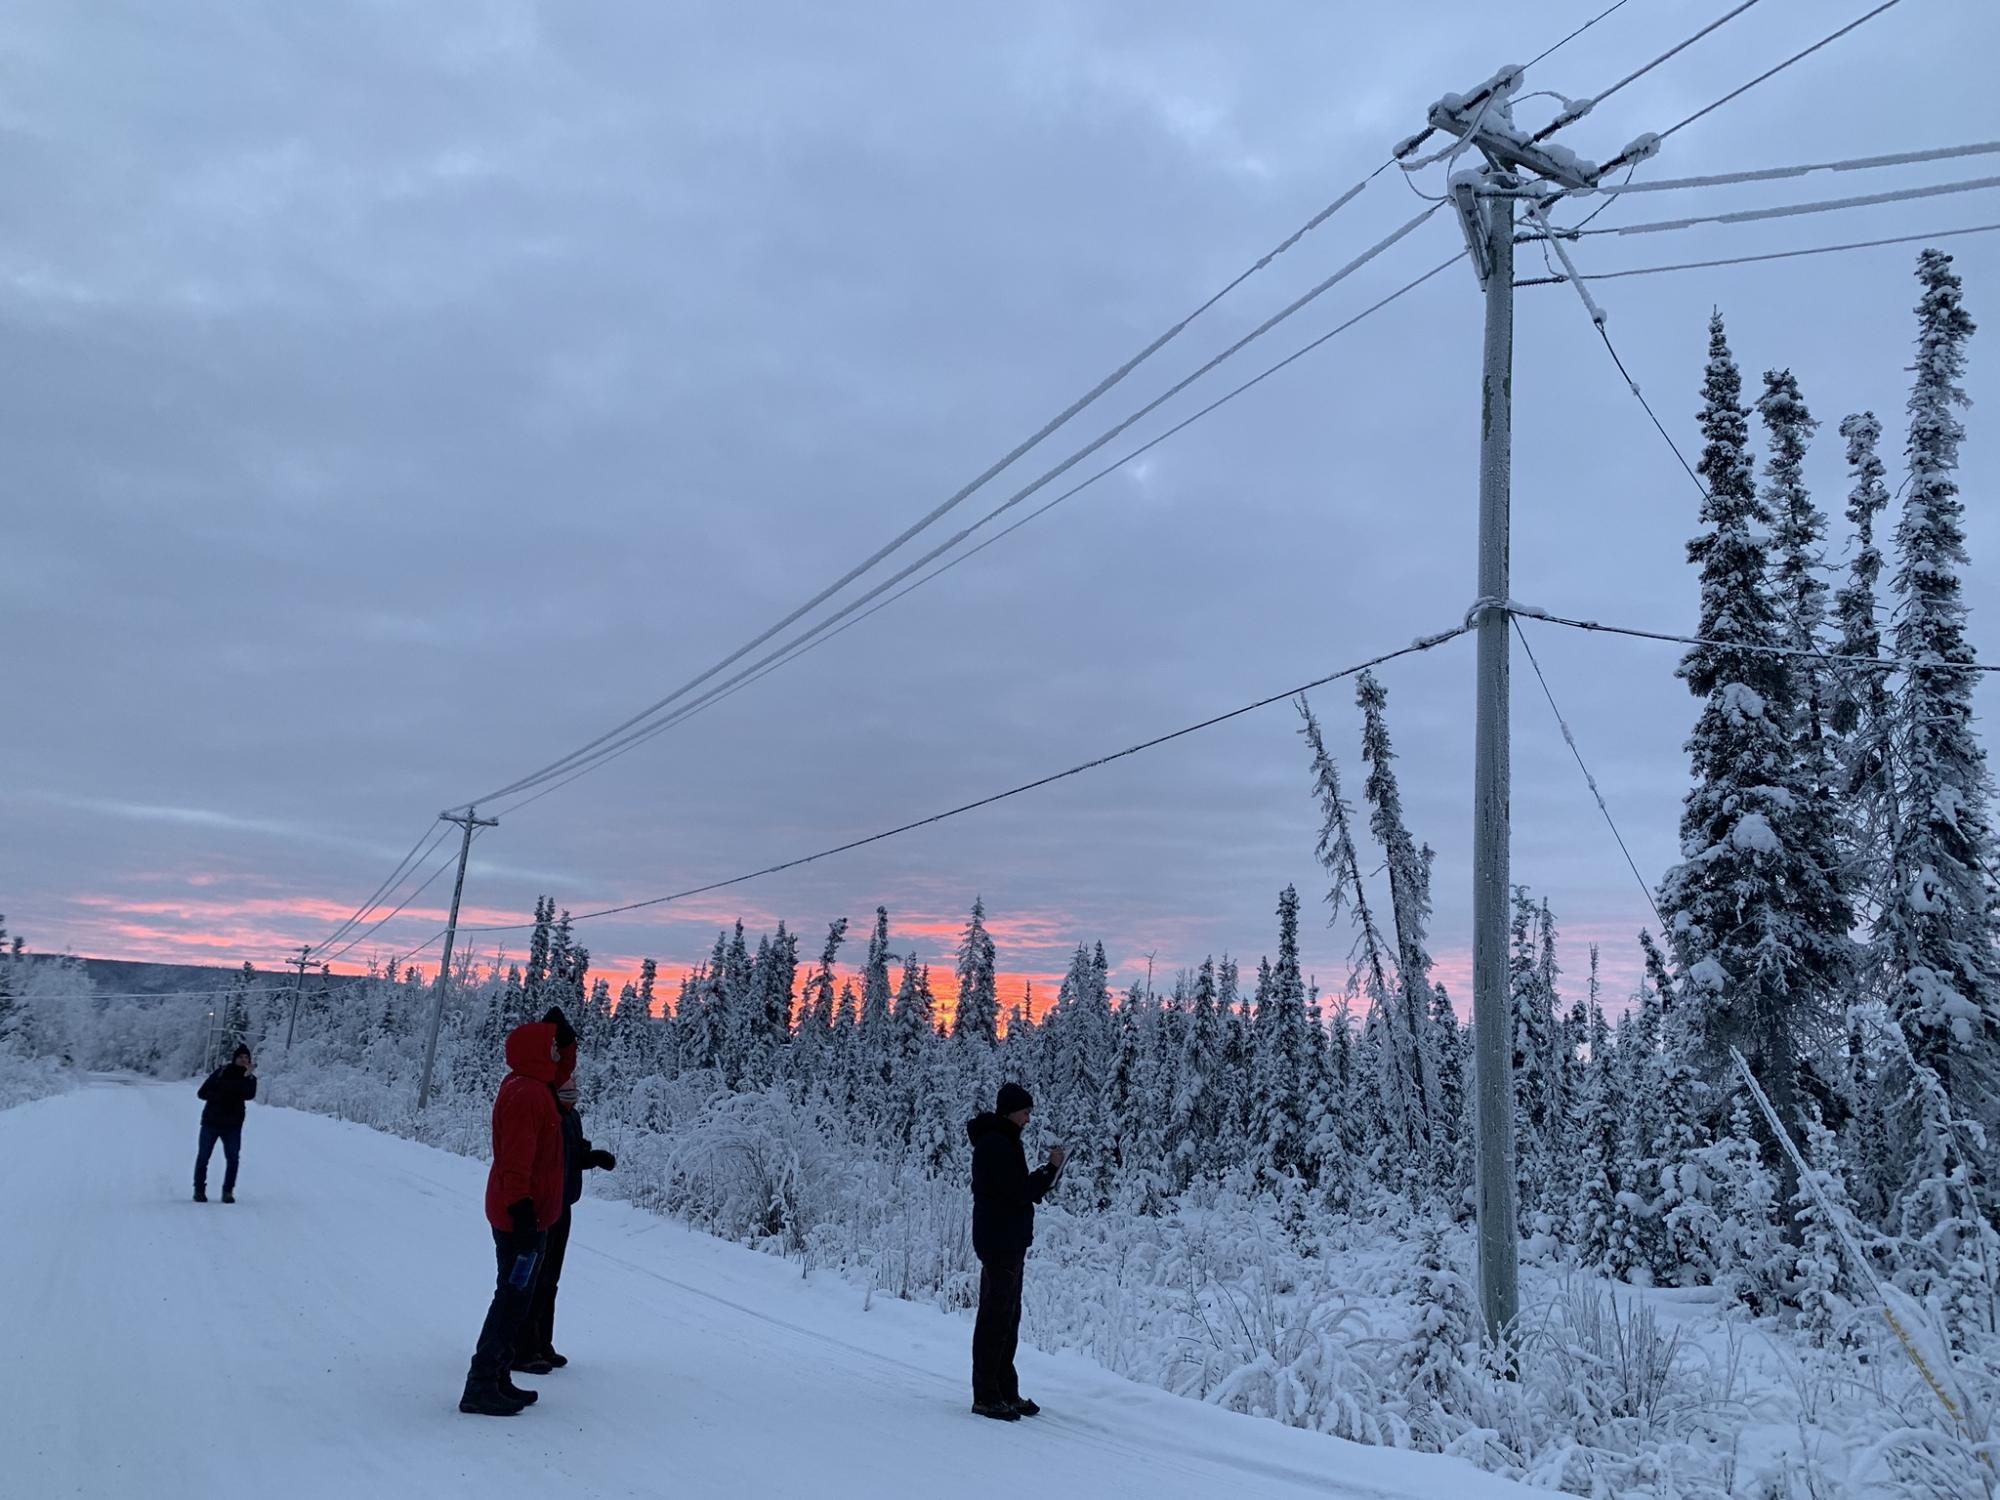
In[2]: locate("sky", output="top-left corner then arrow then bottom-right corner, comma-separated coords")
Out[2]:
5,0 -> 1998,1021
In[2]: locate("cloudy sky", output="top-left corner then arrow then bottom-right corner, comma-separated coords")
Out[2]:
5,0 -> 1996,1015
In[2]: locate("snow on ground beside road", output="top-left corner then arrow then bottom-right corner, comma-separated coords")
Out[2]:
7,1080 -> 1528,1500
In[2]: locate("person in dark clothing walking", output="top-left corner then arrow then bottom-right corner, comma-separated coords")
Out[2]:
967,1081 -> 1064,1421
515,1012 -> 616,1375
459,1011 -> 573,1418
193,1045 -> 256,1203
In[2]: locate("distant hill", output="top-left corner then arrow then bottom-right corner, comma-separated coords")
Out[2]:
15,952 -> 371,999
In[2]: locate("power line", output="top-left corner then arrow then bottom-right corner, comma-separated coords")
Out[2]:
1495,140 -> 2000,199
316,834 -> 475,967
438,621 -> 1476,943
1655,0 -> 1904,148
489,248 -> 1471,819
1596,0 -> 1908,176
1535,174 -> 2000,240
1524,608 -> 2000,675
1511,615 -> 1666,928
1527,0 -> 1638,70
1515,221 -> 2000,286
1532,0 -> 1767,142
477,203 -> 1453,810
459,171 -> 1404,814
306,823 -> 444,956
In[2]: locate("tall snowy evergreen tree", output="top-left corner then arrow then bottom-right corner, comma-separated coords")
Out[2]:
1658,312 -> 1852,1134
1761,369 -> 1833,789
1299,698 -> 1426,1183
1881,248 -> 2000,1161
953,898 -> 1000,1045
1356,670 -> 1439,1138
1250,887 -> 1312,1181
858,907 -> 895,1067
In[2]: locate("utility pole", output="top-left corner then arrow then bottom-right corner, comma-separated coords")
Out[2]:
1416,65 -> 1600,1352
282,944 -> 313,1053
417,806 -> 498,1111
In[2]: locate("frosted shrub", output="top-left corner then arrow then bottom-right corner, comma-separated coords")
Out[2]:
665,1088 -> 846,1251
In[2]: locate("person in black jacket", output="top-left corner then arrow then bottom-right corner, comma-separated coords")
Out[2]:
194,1045 -> 257,1203
966,1081 -> 1064,1421
515,1017 -> 615,1374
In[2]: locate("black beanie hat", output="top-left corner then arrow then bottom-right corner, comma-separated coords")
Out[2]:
996,1082 -> 1033,1116
542,1005 -> 578,1051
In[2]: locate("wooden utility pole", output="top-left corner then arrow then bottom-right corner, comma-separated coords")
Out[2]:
1416,65 -> 1599,1351
417,807 -> 498,1110
282,944 -> 313,1052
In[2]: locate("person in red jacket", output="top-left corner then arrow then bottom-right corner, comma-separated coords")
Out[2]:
459,1012 -> 574,1417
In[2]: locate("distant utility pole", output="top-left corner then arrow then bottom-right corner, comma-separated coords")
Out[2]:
417,806 -> 498,1111
282,944 -> 313,1053
1408,65 -> 1599,1352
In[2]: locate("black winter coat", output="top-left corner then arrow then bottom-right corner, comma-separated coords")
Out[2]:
197,1064 -> 257,1129
558,1105 -> 613,1207
967,1113 -> 1060,1263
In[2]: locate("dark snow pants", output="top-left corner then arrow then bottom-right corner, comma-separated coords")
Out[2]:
467,1228 -> 547,1388
522,1208 -> 572,1358
194,1123 -> 241,1197
971,1255 -> 1025,1406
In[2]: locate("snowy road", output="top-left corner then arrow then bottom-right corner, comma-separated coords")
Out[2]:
6,1082 -> 1524,1499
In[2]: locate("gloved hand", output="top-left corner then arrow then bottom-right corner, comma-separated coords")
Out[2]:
508,1198 -> 537,1237
586,1149 -> 616,1171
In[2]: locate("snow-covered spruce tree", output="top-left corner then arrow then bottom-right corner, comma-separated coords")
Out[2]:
1571,947 -> 1622,1269
1250,887 -> 1313,1183
794,918 -> 846,1070
1394,1221 -> 1478,1450
1792,1110 -> 1860,1347
1173,957 -> 1224,1188
1657,312 -> 1852,1139
1831,411 -> 1897,922
953,898 -> 999,1046
1761,369 -> 1836,803
854,907 -> 896,1118
1881,248 -> 2000,1176
1428,982 -> 1468,1205
1507,891 -> 1562,1223
1356,671 -> 1439,1144
1047,941 -> 1116,1207
1669,1094 -> 1787,1311
1299,697 -> 1426,1188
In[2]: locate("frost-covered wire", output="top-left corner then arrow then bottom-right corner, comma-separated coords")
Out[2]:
316,834 -> 473,967
451,620 -> 1476,940
1525,0 -> 1637,71
1524,609 -> 2000,674
490,248 -> 1470,819
471,204 -> 1453,818
1531,0 -> 1767,142
1511,616 -> 1666,929
1535,174 -> 2000,239
306,822 -> 447,957
459,170 -> 1404,813
1595,0 -> 1908,175
1516,140 -> 2000,199
1515,221 -> 2000,286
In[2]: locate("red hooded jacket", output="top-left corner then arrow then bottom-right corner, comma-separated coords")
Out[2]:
484,1021 -> 575,1233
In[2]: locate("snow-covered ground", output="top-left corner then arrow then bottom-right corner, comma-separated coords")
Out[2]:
7,1078 -> 1529,1499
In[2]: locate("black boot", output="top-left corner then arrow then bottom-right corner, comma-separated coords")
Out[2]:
512,1354 -> 554,1376
193,1188 -> 207,1203
544,1349 -> 568,1369
971,1400 -> 1020,1421
458,1382 -> 523,1417
1010,1397 -> 1041,1417
499,1377 -> 538,1406
221,1192 -> 236,1204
